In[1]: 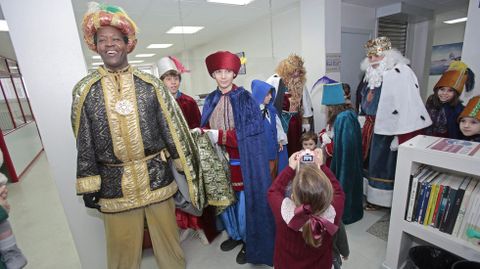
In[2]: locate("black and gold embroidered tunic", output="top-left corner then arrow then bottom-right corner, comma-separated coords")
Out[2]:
71,66 -> 202,213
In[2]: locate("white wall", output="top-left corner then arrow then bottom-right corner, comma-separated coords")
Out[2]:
339,2 -> 376,99
341,3 -> 376,31
0,32 -> 16,60
407,20 -> 434,100
0,0 -> 103,268
180,0 -> 350,97
426,23 -> 466,97
323,0 -> 341,82
180,1 -> 375,97
180,3 -> 301,96
433,23 -> 466,45
460,0 -> 480,102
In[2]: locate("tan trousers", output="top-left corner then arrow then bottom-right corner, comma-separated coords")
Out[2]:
104,198 -> 185,269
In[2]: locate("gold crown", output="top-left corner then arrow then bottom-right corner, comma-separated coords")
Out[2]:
365,37 -> 392,57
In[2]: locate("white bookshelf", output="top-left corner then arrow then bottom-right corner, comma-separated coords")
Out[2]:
383,135 -> 480,269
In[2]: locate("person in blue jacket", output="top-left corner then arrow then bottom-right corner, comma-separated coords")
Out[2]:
251,79 -> 287,179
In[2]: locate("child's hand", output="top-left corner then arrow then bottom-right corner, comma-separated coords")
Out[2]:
0,185 -> 8,199
0,197 -> 10,213
288,151 -> 300,170
278,144 -> 284,152
320,132 -> 332,146
313,148 -> 324,166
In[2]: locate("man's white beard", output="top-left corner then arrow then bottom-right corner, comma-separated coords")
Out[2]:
364,61 -> 387,89
360,49 -> 411,90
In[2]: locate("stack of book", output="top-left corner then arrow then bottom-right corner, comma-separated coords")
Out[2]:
405,165 -> 480,246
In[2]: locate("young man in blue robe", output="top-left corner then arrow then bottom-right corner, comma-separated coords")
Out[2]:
200,51 -> 275,265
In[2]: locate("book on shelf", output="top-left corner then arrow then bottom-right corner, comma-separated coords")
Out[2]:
425,176 -> 446,226
423,174 -> 444,226
405,166 -> 431,222
404,164 -> 480,247
439,175 -> 464,232
428,138 -> 480,156
443,177 -> 471,234
431,177 -> 447,228
460,183 -> 480,242
412,169 -> 436,222
452,179 -> 478,237
435,176 -> 452,228
405,165 -> 426,220
418,171 -> 439,224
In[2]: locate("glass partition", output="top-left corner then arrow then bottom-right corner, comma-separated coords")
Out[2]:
0,57 -> 34,131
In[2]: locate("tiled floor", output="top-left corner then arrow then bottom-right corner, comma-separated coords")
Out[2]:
8,153 -> 387,269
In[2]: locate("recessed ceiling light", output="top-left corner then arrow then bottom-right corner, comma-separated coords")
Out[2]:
166,26 -> 204,34
206,0 -> 255,5
129,60 -> 144,64
135,54 -> 156,58
92,55 -> 101,59
443,17 -> 467,24
0,20 -> 9,32
147,44 -> 173,49
92,62 -> 103,66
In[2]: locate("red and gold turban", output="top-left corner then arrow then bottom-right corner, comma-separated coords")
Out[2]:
82,2 -> 138,53
205,51 -> 241,77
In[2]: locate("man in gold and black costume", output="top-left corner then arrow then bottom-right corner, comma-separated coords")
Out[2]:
70,3 -> 212,269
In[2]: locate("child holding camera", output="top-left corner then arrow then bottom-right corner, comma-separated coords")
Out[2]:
267,150 -> 345,269
299,133 -> 350,268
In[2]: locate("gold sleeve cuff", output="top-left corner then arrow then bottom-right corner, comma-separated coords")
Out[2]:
173,158 -> 184,172
76,175 -> 101,194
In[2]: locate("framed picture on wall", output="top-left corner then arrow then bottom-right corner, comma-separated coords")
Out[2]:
429,42 -> 463,75
235,52 -> 246,75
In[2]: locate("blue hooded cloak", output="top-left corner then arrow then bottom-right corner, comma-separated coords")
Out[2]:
201,86 -> 275,266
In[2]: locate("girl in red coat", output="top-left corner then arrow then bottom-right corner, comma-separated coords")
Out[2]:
268,150 -> 345,269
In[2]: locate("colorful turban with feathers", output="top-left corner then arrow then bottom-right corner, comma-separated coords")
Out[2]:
82,2 -> 138,53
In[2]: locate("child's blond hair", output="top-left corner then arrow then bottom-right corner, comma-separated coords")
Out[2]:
292,165 -> 333,247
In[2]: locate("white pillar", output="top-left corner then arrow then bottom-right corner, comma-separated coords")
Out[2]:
460,0 -> 480,102
301,0 -> 341,132
301,0 -> 341,86
406,20 -> 434,100
300,0 -> 326,89
0,0 -> 107,268
324,0 -> 342,82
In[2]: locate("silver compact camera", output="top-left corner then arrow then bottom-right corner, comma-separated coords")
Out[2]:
299,149 -> 315,164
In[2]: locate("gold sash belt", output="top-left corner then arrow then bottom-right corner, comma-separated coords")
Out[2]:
104,148 -> 169,167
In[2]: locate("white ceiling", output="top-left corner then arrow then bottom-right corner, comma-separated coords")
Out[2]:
0,0 -> 471,67
70,0 -> 301,67
342,0 -> 468,11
